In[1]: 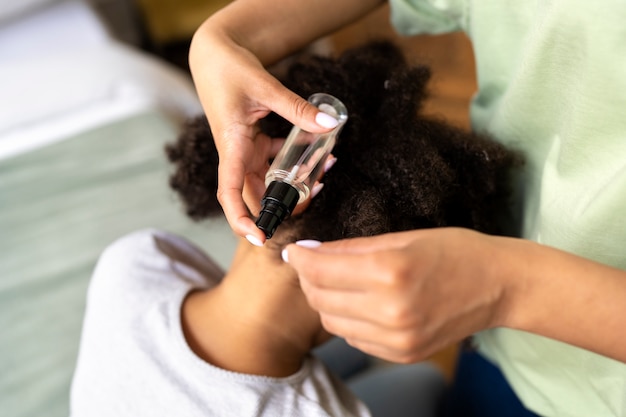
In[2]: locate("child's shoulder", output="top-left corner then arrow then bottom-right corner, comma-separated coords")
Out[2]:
87,229 -> 224,309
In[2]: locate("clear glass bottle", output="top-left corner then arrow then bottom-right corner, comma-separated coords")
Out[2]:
255,93 -> 348,239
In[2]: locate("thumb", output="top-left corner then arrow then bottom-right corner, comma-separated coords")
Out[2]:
281,239 -> 377,290
267,86 -> 340,133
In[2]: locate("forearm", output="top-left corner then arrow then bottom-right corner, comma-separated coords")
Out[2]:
193,0 -> 385,66
497,236 -> 626,363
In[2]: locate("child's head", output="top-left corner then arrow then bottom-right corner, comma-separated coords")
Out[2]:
166,41 -> 518,246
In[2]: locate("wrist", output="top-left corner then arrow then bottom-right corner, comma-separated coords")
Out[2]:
487,235 -> 538,330
488,236 -> 626,362
192,2 -> 295,67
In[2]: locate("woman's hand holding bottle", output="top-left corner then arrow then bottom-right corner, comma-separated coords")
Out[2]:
188,0 -> 384,242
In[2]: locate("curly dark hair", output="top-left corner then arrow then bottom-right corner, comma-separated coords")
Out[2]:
166,41 -> 519,244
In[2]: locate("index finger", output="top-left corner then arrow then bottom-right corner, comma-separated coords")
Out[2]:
286,242 -> 407,291
290,230 -> 423,256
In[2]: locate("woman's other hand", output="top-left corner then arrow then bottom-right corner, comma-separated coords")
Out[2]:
282,228 -> 514,362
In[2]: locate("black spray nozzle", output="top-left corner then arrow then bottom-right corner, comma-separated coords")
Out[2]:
255,181 -> 300,239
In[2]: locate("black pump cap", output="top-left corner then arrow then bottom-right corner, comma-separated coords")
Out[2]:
255,181 -> 300,239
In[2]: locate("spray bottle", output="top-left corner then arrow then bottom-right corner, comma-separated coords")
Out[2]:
255,93 -> 348,239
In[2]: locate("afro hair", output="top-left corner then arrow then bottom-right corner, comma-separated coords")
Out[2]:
166,41 -> 519,244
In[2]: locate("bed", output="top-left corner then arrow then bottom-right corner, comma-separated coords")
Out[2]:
0,2 -> 238,415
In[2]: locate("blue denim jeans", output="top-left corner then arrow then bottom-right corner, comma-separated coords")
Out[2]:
315,339 -> 542,417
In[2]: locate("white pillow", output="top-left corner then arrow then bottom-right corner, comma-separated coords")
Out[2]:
0,0 -> 202,160
0,42 -> 202,160
0,0 -> 110,60
0,0 -> 63,24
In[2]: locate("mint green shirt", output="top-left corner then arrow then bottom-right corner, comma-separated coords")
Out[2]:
389,1 -> 626,416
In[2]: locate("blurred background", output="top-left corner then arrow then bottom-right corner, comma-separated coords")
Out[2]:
0,1 -> 475,416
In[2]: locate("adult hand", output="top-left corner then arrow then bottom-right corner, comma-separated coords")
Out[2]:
188,0 -> 383,244
282,228 -> 518,363
189,6 -> 352,242
189,26 -> 337,244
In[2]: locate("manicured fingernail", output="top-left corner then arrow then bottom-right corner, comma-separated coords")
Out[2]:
246,234 -> 264,247
315,112 -> 339,129
311,182 -> 324,199
324,157 -> 337,173
282,239 -> 322,263
295,239 -> 322,248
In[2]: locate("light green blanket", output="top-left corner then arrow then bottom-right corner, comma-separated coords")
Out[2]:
0,111 -> 237,417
